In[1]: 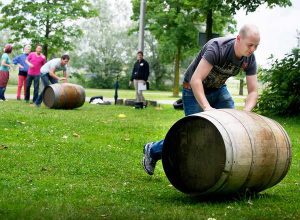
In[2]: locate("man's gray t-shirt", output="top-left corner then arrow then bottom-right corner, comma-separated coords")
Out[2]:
183,37 -> 257,89
40,58 -> 67,75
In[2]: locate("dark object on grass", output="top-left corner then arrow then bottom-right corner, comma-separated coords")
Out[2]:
114,75 -> 119,105
116,99 -> 124,105
125,99 -> 135,106
134,101 -> 144,109
173,98 -> 183,110
89,96 -> 103,103
99,101 -> 111,105
162,109 -> 292,196
43,83 -> 85,109
134,101 -> 147,109
148,100 -> 157,107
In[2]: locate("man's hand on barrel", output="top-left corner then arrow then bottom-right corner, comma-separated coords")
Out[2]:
203,106 -> 215,111
59,77 -> 67,83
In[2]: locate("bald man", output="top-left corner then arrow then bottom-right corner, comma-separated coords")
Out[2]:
142,24 -> 260,176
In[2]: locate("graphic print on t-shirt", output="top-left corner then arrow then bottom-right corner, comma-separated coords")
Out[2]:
203,61 -> 242,88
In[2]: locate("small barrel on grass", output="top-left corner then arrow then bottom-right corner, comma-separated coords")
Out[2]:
43,83 -> 85,109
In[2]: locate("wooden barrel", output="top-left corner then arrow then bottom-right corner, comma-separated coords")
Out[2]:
43,83 -> 86,109
162,109 -> 292,196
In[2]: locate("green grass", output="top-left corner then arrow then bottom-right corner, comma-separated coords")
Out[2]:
0,101 -> 299,219
5,85 -> 180,101
5,85 -> 246,106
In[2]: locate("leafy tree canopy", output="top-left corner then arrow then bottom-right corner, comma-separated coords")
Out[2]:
131,0 -> 236,96
225,0 -> 292,13
70,0 -> 138,89
0,0 -> 97,58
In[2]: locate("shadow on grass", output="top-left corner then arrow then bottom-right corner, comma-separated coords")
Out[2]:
163,191 -> 281,205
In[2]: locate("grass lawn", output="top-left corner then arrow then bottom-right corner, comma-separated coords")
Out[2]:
5,84 -> 246,107
0,100 -> 299,219
5,85 -> 180,101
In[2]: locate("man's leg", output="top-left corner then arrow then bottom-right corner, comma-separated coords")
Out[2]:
138,89 -> 145,104
137,80 -> 146,104
142,140 -> 164,175
25,75 -> 33,102
32,76 -> 40,103
35,74 -> 50,106
133,79 -> 140,102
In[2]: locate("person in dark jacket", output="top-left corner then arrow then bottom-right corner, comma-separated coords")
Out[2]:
129,51 -> 149,105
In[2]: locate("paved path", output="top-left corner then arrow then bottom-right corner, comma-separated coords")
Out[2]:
4,94 -> 244,106
4,94 -> 175,105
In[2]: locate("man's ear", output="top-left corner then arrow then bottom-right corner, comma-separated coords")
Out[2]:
236,35 -> 241,42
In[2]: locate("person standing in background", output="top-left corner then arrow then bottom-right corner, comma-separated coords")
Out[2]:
25,44 -> 46,103
13,44 -> 31,100
129,51 -> 149,106
0,44 -> 13,101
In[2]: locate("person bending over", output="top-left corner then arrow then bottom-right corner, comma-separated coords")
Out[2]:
34,55 -> 70,107
142,24 -> 260,175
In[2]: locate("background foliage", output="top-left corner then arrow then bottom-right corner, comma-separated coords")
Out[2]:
256,48 -> 300,116
131,0 -> 236,96
0,0 -> 97,58
70,0 -> 138,89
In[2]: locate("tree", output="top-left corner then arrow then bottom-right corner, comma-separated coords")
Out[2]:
131,0 -> 235,96
0,0 -> 97,58
144,33 -> 173,90
70,0 -> 138,89
255,48 -> 300,116
203,1 -> 292,40
225,0 -> 291,13
196,1 -> 236,42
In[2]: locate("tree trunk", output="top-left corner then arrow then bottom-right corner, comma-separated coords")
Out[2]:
173,46 -> 181,97
239,78 -> 244,96
206,9 -> 213,41
44,44 -> 48,59
44,0 -> 50,58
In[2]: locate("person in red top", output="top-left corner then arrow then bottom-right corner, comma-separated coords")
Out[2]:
25,44 -> 46,103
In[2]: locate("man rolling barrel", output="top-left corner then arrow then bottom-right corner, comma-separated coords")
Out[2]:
34,55 -> 70,107
142,24 -> 260,175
